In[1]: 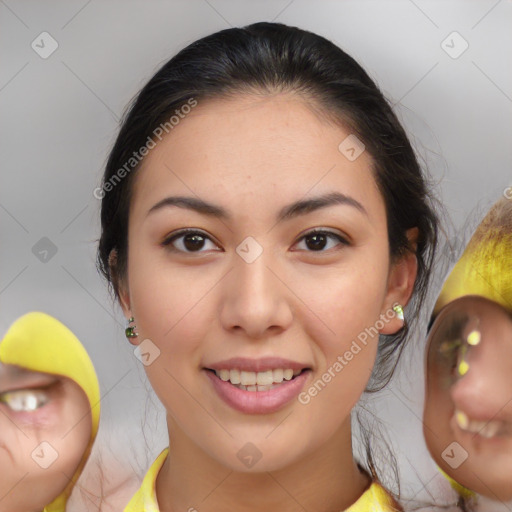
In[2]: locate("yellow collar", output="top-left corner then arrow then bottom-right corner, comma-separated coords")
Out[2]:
437,466 -> 476,501
124,449 -> 399,512
124,449 -> 168,512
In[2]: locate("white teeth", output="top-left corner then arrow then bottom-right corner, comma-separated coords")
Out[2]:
273,369 -> 284,383
214,368 -> 304,389
480,422 -> 500,438
237,384 -> 274,392
240,371 -> 257,386
454,409 -> 508,439
256,370 -> 273,386
283,369 -> 293,381
219,369 -> 230,382
230,369 -> 241,385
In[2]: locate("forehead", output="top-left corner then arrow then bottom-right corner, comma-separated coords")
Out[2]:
130,93 -> 383,219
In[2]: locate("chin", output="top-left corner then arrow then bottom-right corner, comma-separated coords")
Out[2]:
210,436 -> 308,474
470,468 -> 512,503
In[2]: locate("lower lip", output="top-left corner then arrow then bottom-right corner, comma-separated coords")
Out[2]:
205,370 -> 310,414
0,398 -> 58,426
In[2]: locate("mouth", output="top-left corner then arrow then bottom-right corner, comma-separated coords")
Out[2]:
454,409 -> 512,439
206,367 -> 306,392
203,358 -> 312,414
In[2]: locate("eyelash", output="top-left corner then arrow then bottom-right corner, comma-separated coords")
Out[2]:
161,228 -> 350,254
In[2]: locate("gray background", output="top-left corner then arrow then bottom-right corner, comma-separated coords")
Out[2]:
1,0 -> 511,510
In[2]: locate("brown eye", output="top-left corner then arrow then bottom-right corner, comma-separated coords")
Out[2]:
162,229 -> 220,253
182,233 -> 206,251
306,233 -> 328,250
294,230 -> 349,252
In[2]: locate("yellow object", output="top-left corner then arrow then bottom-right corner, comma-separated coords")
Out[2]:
431,198 -> 512,502
124,449 -> 168,512
457,360 -> 469,376
434,201 -> 512,316
466,330 -> 481,346
455,410 -> 469,430
124,448 -> 399,511
345,481 -> 399,511
437,466 -> 476,501
0,311 -> 101,512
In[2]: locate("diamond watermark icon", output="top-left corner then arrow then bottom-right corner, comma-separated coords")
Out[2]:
32,237 -> 58,263
31,441 -> 59,469
441,31 -> 469,59
442,441 -> 468,469
237,442 -> 262,468
338,134 -> 365,162
236,236 -> 263,264
134,338 -> 161,366
31,32 -> 59,59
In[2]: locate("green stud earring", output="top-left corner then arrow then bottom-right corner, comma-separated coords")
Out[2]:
393,304 -> 404,322
125,316 -> 138,339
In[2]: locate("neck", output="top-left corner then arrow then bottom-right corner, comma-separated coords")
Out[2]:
156,416 -> 371,512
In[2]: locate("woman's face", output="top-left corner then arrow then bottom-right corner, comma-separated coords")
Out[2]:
120,94 -> 414,472
424,296 -> 512,502
0,364 -> 91,512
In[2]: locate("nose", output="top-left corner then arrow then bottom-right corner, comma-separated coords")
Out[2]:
219,250 -> 293,339
450,334 -> 512,420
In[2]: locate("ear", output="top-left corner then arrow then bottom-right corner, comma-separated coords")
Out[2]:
109,249 -> 132,319
379,228 -> 419,335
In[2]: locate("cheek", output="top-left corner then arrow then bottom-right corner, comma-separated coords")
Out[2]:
0,415 -> 34,481
29,387 -> 92,473
55,391 -> 92,462
290,261 -> 389,420
293,253 -> 390,354
129,265 -> 217,408
0,388 -> 92,510
423,380 -> 454,454
128,244 -> 217,341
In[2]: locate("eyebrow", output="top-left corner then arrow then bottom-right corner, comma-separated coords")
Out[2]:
147,192 -> 368,222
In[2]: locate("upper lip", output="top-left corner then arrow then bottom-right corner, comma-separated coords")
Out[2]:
205,357 -> 310,373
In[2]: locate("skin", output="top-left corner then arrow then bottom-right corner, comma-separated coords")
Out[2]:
117,93 -> 417,512
0,364 -> 92,512
424,296 -> 512,502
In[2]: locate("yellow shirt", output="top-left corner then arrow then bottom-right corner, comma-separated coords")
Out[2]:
437,466 -> 476,501
124,449 -> 400,512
